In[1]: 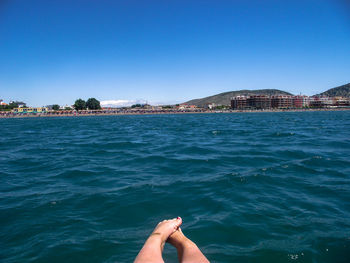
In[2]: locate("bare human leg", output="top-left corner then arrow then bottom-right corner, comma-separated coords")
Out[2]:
134,217 -> 182,263
167,228 -> 210,263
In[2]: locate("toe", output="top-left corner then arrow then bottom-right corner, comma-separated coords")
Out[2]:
174,216 -> 182,228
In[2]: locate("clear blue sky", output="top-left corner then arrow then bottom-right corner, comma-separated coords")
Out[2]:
1,0 -> 349,106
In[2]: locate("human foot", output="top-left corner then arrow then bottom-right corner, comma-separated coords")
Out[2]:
167,227 -> 190,248
151,217 -> 182,244
134,217 -> 182,263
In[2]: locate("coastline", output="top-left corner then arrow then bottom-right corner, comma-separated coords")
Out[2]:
1,107 -> 349,119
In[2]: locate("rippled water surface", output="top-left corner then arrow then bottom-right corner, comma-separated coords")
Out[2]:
1,112 -> 350,263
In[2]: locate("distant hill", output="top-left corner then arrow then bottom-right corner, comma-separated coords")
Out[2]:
185,89 -> 293,108
318,83 -> 350,98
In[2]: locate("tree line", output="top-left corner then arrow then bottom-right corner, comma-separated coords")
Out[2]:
73,98 -> 101,110
52,98 -> 101,111
0,98 -> 102,111
0,102 -> 26,111
51,98 -> 101,111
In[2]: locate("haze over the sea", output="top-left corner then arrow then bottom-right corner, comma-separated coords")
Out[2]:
1,0 -> 350,106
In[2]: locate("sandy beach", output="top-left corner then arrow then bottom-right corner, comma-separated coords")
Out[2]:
1,108 -> 349,119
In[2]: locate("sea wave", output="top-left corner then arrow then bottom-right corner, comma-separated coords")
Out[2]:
1,112 -> 350,262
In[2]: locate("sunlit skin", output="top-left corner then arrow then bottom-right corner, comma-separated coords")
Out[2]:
167,227 -> 210,263
134,217 -> 209,263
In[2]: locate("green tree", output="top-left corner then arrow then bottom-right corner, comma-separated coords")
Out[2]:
52,104 -> 60,111
74,99 -> 86,110
86,98 -> 101,110
9,101 -> 26,108
0,105 -> 11,111
131,104 -> 141,108
9,102 -> 18,108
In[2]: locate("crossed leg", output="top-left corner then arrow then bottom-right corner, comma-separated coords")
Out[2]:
134,217 -> 209,263
134,217 -> 183,263
167,228 -> 209,263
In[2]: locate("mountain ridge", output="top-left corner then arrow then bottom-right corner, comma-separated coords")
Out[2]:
185,89 -> 293,108
318,83 -> 350,98
184,83 -> 350,108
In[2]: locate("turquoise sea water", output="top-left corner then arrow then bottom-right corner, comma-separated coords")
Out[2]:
1,112 -> 350,263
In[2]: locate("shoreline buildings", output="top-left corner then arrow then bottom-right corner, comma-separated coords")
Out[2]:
231,95 -> 349,110
1,94 -> 350,118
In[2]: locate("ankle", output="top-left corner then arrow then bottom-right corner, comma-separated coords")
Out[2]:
146,234 -> 163,246
172,236 -> 195,249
